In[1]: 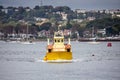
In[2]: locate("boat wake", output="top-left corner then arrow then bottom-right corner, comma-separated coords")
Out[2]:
35,59 -> 83,63
20,42 -> 35,44
1,57 -> 117,63
0,57 -> 82,63
35,57 -> 116,63
87,41 -> 100,44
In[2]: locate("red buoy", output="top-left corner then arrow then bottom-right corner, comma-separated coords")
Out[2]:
107,42 -> 112,47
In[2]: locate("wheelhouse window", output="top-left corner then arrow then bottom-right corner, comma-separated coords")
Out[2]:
61,39 -> 63,42
58,39 -> 60,42
55,39 -> 56,42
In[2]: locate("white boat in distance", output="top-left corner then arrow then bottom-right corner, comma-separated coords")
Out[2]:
20,41 -> 35,44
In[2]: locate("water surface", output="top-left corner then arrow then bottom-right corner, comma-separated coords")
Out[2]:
0,41 -> 120,80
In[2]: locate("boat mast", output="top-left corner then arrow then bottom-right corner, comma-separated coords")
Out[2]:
47,38 -> 50,45
40,0 -> 43,6
92,26 -> 95,38
68,38 -> 70,44
25,22 -> 29,41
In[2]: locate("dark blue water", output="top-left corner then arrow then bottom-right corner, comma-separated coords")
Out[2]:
0,41 -> 120,80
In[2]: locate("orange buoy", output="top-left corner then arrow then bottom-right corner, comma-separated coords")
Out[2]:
107,42 -> 112,47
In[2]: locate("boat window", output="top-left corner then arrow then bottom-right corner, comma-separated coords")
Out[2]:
61,39 -> 63,42
55,33 -> 62,37
58,40 -> 60,42
55,39 -> 56,42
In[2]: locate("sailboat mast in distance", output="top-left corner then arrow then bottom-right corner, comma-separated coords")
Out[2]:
40,0 -> 43,6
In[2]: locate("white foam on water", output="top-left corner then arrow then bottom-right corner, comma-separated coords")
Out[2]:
20,41 -> 36,45
35,58 -> 84,63
87,41 -> 100,44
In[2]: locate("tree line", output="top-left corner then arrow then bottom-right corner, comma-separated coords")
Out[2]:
0,5 -> 120,38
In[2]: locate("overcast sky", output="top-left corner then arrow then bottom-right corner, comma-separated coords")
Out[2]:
0,0 -> 120,10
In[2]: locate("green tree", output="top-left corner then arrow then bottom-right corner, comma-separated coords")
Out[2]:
39,22 -> 52,31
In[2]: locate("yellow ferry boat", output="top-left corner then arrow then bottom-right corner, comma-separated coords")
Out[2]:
43,31 -> 73,62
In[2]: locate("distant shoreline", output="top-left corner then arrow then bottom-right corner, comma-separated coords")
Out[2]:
78,38 -> 120,42
1,38 -> 120,42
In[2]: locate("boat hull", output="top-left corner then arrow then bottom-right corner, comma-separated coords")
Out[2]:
43,51 -> 72,61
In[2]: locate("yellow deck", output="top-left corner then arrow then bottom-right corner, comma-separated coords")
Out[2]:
43,31 -> 73,61
43,51 -> 72,61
